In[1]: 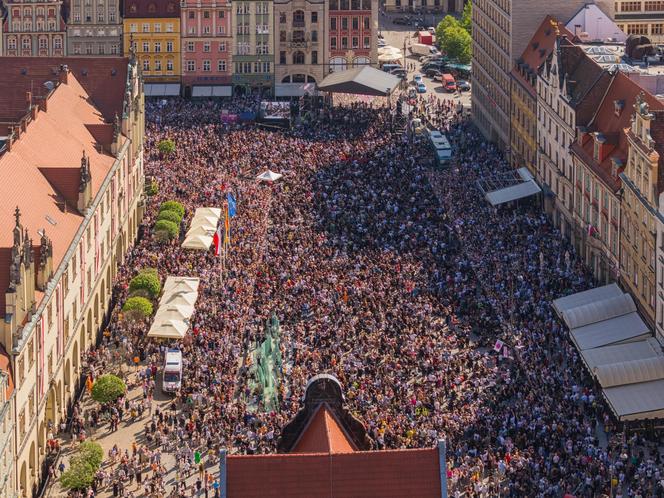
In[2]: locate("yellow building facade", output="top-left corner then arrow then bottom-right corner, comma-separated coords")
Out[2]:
123,0 -> 181,82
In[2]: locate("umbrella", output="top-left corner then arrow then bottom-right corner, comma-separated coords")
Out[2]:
378,46 -> 402,55
257,170 -> 283,182
378,53 -> 402,63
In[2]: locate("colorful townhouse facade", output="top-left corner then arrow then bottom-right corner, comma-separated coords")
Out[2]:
327,0 -> 376,72
181,0 -> 233,97
123,0 -> 181,89
2,0 -> 66,56
66,0 -> 123,55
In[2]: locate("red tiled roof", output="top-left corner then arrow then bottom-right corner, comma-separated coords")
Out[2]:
0,66 -> 123,312
123,0 -> 180,18
292,405 -> 357,454
512,16 -> 573,95
0,57 -> 129,123
572,71 -> 664,192
227,448 -> 441,498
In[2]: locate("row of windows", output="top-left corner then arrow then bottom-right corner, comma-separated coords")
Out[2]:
10,20 -> 58,32
235,41 -> 269,55
10,7 -> 57,18
278,11 -> 318,24
279,50 -> 318,64
6,36 -> 63,50
72,10 -> 117,22
137,40 -> 175,52
236,2 -> 270,15
72,42 -> 120,54
185,59 -> 227,71
187,9 -> 225,19
329,16 -> 371,31
142,58 -> 175,71
236,24 -> 270,35
186,24 -> 226,35
128,22 -> 175,33
616,0 -> 664,11
615,22 -> 664,35
330,35 -> 370,49
329,0 -> 372,10
187,41 -> 226,52
235,61 -> 271,73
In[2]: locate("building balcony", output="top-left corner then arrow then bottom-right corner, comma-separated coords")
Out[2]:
292,20 -> 305,27
288,40 -> 309,48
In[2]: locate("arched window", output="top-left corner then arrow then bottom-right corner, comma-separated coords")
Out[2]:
293,51 -> 305,64
292,74 -> 306,82
353,56 -> 370,66
293,10 -> 304,26
281,75 -> 292,83
329,56 -> 347,72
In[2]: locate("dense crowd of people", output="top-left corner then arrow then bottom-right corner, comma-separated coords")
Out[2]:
64,92 -> 664,498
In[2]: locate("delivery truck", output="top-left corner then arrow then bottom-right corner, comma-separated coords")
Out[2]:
411,43 -> 439,56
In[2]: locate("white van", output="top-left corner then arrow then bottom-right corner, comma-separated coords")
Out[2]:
162,348 -> 183,393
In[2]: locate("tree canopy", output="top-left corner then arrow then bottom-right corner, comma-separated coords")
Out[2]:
60,441 -> 104,491
91,374 -> 127,404
440,25 -> 472,64
157,139 -> 176,156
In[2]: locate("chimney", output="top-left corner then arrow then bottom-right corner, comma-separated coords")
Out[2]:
77,150 -> 92,212
25,91 -> 32,109
36,230 -> 53,291
577,126 -> 588,145
31,104 -> 38,120
59,64 -> 69,85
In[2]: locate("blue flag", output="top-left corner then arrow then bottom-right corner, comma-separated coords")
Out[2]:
227,192 -> 237,217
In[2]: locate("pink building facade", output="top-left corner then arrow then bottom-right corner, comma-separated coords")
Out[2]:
2,0 -> 66,56
181,0 -> 233,95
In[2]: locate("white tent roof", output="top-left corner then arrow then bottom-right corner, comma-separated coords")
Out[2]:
148,276 -> 200,339
182,208 -> 222,250
570,312 -> 651,350
257,170 -> 283,182
580,338 -> 662,372
485,180 -> 541,206
144,83 -> 181,97
552,283 -> 622,316
603,379 -> 664,421
562,293 -> 636,330
594,356 -> 664,388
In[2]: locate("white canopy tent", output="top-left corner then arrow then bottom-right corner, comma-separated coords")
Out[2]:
570,312 -> 651,350
182,207 -> 222,250
552,283 -> 622,316
148,276 -> 200,339
144,84 -> 181,97
580,338 -> 662,372
551,284 -> 664,421
477,168 -> 541,206
603,379 -> 664,421
257,170 -> 283,182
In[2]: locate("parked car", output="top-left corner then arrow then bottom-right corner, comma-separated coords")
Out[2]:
390,68 -> 408,79
428,26 -> 436,34
393,17 -> 410,25
422,62 -> 447,73
417,82 -> 427,93
413,73 -> 423,84
457,80 -> 471,91
425,68 -> 442,78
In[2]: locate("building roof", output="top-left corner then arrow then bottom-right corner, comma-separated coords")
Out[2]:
291,405 -> 357,454
0,57 -> 129,124
226,448 -> 442,498
0,61 -> 126,312
123,0 -> 180,18
318,67 -> 400,96
571,71 -> 664,192
512,16 -> 573,95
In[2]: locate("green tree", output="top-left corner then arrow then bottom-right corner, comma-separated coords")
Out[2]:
460,1 -> 472,33
122,296 -> 154,320
157,139 -> 176,157
60,460 -> 95,491
91,374 -> 126,404
154,220 -> 179,241
435,15 -> 460,45
157,210 -> 182,225
129,269 -> 161,299
75,441 -> 104,469
146,178 -> 159,196
440,26 -> 472,64
159,200 -> 185,220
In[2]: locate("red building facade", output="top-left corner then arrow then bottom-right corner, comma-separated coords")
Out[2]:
327,0 -> 377,72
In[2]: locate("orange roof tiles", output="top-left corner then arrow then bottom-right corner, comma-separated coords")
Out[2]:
0,57 -> 129,122
0,63 -> 124,311
512,16 -> 573,94
227,448 -> 442,498
292,405 -> 357,454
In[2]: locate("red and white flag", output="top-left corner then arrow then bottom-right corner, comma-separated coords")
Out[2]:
213,224 -> 222,256
494,339 -> 504,353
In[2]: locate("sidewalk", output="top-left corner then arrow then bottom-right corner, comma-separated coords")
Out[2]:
48,359 -> 218,498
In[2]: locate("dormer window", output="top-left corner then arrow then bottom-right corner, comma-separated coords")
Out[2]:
614,100 -> 624,116
166,2 -> 175,12
611,157 -> 623,178
593,133 -> 606,162
129,3 -> 137,12
148,3 -> 156,12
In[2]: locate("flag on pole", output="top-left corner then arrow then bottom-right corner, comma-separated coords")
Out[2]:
493,339 -> 504,352
224,203 -> 230,247
213,223 -> 222,256
227,192 -> 237,217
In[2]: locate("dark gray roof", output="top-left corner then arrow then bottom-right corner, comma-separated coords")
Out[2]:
318,66 -> 400,96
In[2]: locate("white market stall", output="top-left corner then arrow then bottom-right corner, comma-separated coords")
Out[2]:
148,276 -> 200,339
182,207 -> 222,250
